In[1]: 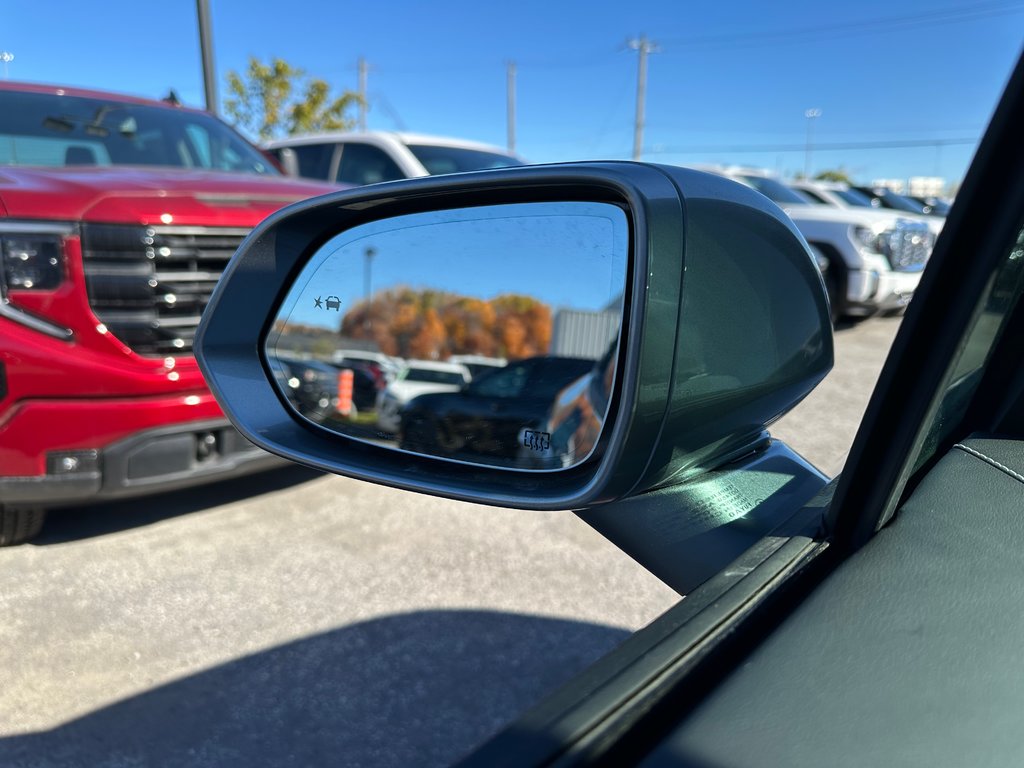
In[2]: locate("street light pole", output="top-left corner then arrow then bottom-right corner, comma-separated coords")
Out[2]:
804,108 -> 822,178
196,0 -> 217,113
628,36 -> 658,161
506,60 -> 517,154
363,246 -> 376,331
0,51 -> 14,81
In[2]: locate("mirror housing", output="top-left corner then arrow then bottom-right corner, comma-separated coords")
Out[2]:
196,162 -> 833,511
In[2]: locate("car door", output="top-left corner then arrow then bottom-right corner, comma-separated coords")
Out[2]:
459,52 -> 1024,767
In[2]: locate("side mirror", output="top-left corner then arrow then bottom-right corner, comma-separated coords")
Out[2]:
196,163 -> 833,590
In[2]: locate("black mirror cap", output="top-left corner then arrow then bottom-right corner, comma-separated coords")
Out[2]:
196,162 -> 832,511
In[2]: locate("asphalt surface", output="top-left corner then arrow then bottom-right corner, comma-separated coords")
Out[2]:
0,316 -> 902,767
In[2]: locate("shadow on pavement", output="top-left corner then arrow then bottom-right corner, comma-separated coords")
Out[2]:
32,466 -> 325,546
0,609 -> 630,768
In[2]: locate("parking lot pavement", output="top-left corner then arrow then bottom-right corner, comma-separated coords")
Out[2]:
0,316 -> 901,767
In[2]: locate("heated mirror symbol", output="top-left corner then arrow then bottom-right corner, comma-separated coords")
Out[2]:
264,201 -> 629,471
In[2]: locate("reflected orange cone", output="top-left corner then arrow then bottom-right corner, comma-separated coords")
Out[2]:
337,369 -> 354,416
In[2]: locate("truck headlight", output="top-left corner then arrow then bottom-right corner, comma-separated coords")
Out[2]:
1,233 -> 65,290
852,225 -> 885,254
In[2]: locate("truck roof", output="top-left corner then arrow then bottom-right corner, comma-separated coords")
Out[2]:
265,130 -> 512,155
0,80 -> 206,114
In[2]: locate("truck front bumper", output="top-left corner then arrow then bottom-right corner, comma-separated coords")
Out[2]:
846,268 -> 922,316
0,419 -> 284,506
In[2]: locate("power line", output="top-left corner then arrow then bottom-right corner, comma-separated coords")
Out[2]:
647,137 -> 980,155
658,1 -> 1024,49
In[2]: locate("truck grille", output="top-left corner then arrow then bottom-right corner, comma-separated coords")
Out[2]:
80,224 -> 249,356
884,220 -> 933,272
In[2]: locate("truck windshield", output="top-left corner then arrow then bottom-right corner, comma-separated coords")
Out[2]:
407,144 -> 522,175
0,90 -> 276,175
736,174 -> 809,205
402,368 -> 466,385
833,188 -> 875,207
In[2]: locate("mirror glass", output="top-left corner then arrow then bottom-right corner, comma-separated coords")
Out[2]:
265,201 -> 629,471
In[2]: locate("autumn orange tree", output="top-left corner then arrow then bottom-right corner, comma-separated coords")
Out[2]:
339,287 -> 552,361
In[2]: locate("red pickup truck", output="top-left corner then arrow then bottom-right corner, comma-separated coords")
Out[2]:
0,82 -> 336,544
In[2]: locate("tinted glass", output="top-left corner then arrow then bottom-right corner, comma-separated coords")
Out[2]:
408,144 -> 522,175
291,143 -> 335,179
336,143 -> 405,185
265,201 -> 630,471
795,188 -> 828,204
0,90 -> 275,174
403,368 -> 467,385
834,188 -> 874,207
856,187 -> 926,214
737,174 -> 809,204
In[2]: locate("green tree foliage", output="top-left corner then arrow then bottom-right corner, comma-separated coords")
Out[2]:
814,168 -> 854,184
224,57 -> 361,142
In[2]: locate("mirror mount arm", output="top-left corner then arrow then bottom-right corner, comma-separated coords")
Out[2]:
574,440 -> 828,595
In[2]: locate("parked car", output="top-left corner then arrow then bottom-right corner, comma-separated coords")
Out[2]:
705,167 -> 934,319
398,356 -> 595,464
264,131 -> 523,186
375,360 -> 471,433
331,349 -> 402,383
278,357 -> 378,421
327,359 -> 382,410
0,81 -> 337,544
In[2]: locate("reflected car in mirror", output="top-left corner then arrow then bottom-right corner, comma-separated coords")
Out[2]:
376,360 -> 471,434
399,355 -> 596,466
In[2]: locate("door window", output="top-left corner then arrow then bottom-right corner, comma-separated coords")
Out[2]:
336,143 -> 405,186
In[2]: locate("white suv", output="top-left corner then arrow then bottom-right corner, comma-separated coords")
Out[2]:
265,131 -> 523,187
703,167 -> 934,319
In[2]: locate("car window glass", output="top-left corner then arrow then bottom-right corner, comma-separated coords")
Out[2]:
737,174 -> 809,205
470,363 -> 530,398
183,124 -> 212,166
336,143 -> 405,185
797,188 -> 827,204
407,144 -> 521,175
834,188 -> 874,207
291,143 -> 334,179
904,223 -> 1024,479
402,368 -> 466,385
0,90 -> 274,173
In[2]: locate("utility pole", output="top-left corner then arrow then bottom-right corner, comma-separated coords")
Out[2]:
196,0 -> 217,113
358,57 -> 368,132
506,60 -> 517,154
804,108 -> 822,178
0,51 -> 13,81
628,36 -> 658,161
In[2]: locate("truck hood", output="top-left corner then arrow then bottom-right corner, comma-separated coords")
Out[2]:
0,166 -> 339,226
780,202 -> 943,236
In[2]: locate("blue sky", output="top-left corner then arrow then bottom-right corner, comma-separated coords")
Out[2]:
281,202 -> 629,329
2,1 -> 1022,186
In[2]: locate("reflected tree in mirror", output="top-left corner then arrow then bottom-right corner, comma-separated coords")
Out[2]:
265,202 -> 629,471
